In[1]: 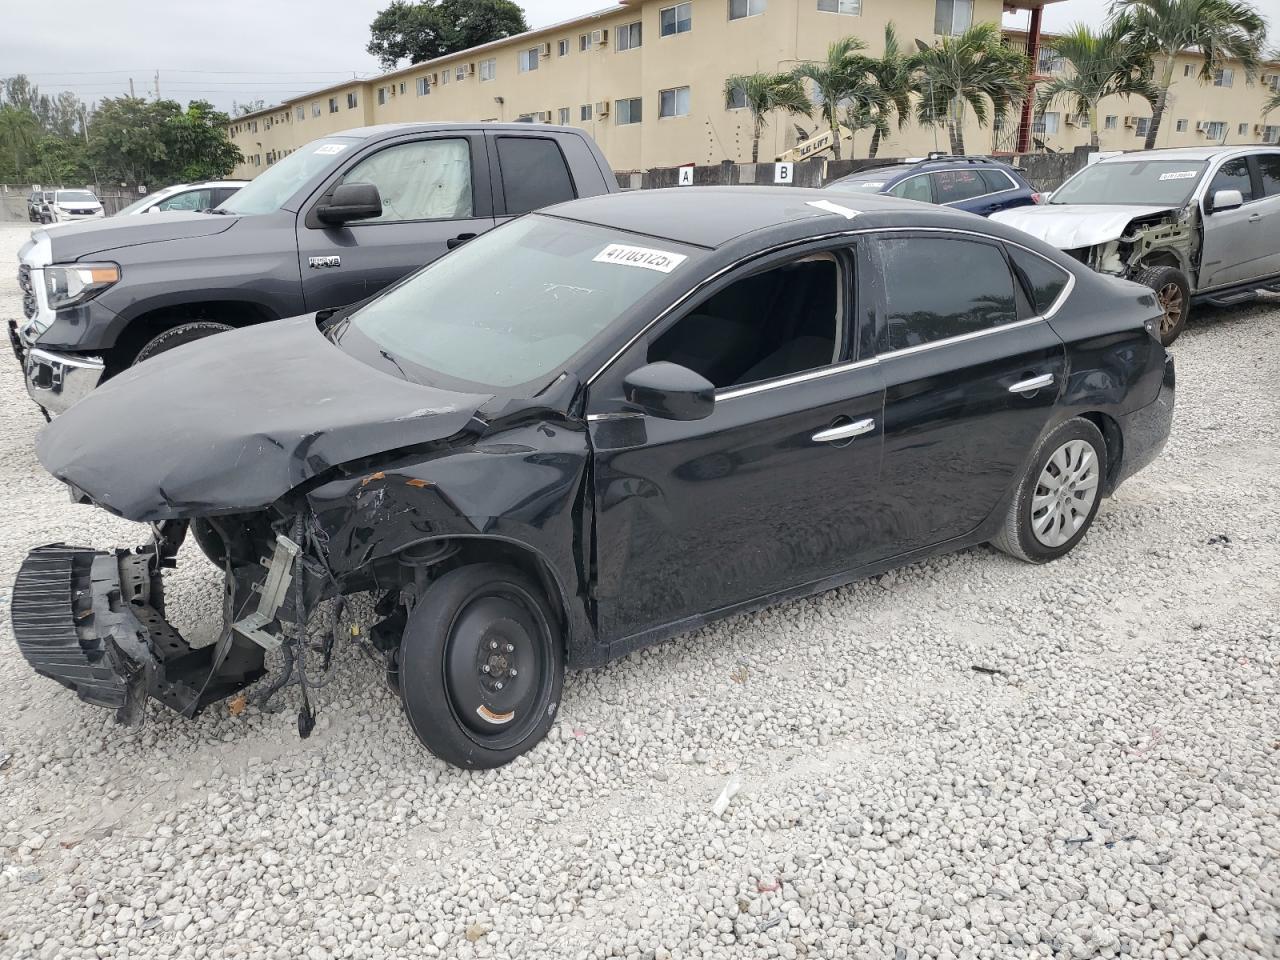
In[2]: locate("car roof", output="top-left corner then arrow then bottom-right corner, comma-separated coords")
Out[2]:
543,186 -> 984,249
331,121 -> 586,142
1096,145 -> 1280,163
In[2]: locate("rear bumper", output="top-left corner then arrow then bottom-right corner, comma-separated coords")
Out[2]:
11,544 -> 265,723
1114,353 -> 1175,489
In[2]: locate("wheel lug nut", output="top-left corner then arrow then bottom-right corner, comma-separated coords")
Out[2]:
481,664 -> 490,674
495,681 -> 504,690
505,643 -> 514,653
489,640 -> 497,650
509,668 -> 518,677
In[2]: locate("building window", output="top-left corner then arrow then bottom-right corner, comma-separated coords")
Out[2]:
1104,114 -> 1117,130
1175,118 -> 1188,132
441,70 -> 449,84
580,33 -> 591,51
727,85 -> 748,109
1205,120 -> 1226,139
559,106 -> 571,124
399,82 -> 406,95
817,0 -> 860,13
661,2 -> 693,34
1238,122 -> 1249,136
729,0 -> 766,18
417,77 -> 430,95
1184,64 -> 1194,77
1036,47 -> 1064,73
378,88 -> 387,106
1031,112 -> 1059,136
518,47 -> 540,72
296,105 -> 305,121
1263,125 -> 1279,144
347,92 -> 358,109
558,38 -> 569,55
1213,68 -> 1233,87
480,58 -> 496,81
934,0 -> 972,35
1135,117 -> 1151,136
328,97 -> 338,113
617,21 -> 642,50
580,103 -> 593,121
617,97 -> 642,124
659,86 -> 691,117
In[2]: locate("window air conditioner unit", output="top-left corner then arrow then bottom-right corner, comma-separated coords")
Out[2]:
1123,115 -> 1136,127
465,63 -> 475,75
593,28 -> 608,45
536,110 -> 551,122
1064,114 -> 1077,126
1195,121 -> 1209,133
540,41 -> 552,57
430,72 -> 438,84
1254,124 -> 1264,134
595,100 -> 609,116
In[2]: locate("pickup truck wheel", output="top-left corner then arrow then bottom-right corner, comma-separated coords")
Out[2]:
1134,265 -> 1189,347
133,321 -> 233,365
399,563 -> 564,770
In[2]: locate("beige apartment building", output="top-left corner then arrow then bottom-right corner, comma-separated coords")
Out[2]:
227,0 -> 1278,178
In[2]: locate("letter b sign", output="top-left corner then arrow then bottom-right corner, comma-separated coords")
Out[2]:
774,162 -> 794,184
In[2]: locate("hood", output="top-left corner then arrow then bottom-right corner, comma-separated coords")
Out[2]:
41,211 -> 237,262
37,316 -> 493,522
989,204 -> 1175,250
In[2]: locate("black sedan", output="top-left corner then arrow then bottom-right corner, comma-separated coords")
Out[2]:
12,188 -> 1174,769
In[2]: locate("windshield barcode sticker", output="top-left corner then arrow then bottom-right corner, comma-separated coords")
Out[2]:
314,144 -> 348,155
593,244 -> 687,273
1158,170 -> 1199,181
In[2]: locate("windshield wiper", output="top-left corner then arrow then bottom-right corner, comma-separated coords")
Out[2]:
207,208 -> 232,215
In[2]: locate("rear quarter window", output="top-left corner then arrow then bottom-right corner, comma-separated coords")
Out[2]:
496,136 -> 577,215
1007,246 -> 1071,316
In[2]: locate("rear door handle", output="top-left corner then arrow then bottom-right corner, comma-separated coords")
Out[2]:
812,418 -> 875,443
1009,373 -> 1055,394
446,232 -> 478,249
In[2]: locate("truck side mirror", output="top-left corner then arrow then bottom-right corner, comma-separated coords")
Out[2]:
316,182 -> 383,225
1209,188 -> 1243,213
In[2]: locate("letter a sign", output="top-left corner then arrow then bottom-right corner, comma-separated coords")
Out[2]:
677,165 -> 695,186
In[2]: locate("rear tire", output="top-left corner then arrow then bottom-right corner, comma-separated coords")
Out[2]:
1134,264 -> 1189,347
133,321 -> 233,365
399,563 -> 564,770
992,417 -> 1107,564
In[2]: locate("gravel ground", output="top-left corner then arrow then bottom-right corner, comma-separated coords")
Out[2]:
0,220 -> 1277,960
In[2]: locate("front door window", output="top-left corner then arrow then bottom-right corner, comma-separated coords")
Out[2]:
341,139 -> 474,222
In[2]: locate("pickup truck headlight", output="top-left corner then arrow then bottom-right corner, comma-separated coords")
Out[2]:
44,263 -> 120,310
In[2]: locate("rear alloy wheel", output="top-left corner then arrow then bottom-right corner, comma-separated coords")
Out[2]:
399,563 -> 564,769
1134,264 -> 1190,347
992,418 -> 1106,564
133,321 -> 234,365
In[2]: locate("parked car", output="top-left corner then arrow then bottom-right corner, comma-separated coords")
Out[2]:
991,146 -> 1280,346
10,122 -> 618,416
824,155 -> 1042,216
12,188 -> 1174,769
112,180 -> 246,216
26,191 -> 54,222
37,188 -> 105,224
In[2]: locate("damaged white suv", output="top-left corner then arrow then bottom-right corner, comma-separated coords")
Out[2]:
993,147 -> 1280,345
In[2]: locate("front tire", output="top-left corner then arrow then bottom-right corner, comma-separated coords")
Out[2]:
992,418 -> 1106,564
133,321 -> 233,365
399,563 -> 564,770
1134,264 -> 1189,347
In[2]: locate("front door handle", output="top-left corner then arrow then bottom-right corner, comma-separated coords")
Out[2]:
1009,373 -> 1055,394
446,232 -> 478,249
1247,213 -> 1262,223
812,418 -> 875,443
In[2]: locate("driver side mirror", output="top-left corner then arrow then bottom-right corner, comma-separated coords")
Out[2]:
1209,188 -> 1243,213
623,362 -> 715,421
316,182 -> 383,225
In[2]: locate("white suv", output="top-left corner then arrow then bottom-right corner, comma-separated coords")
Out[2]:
40,189 -> 105,224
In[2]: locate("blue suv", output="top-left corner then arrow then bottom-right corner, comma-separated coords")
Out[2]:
824,155 -> 1042,217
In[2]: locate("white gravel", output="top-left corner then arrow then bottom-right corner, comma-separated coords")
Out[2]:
0,221 -> 1277,960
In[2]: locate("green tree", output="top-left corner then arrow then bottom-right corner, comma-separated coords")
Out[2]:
863,24 -> 917,159
368,0 -> 529,69
912,22 -> 1030,155
87,96 -> 241,185
723,72 -> 812,163
793,37 -> 869,160
1036,19 -> 1156,147
165,100 -> 243,181
0,105 -> 39,178
1113,0 -> 1267,150
33,135 -> 87,185
1267,89 -> 1280,117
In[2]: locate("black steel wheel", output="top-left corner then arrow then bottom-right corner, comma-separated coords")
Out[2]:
399,563 -> 563,769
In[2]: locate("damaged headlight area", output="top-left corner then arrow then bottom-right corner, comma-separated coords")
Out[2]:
43,262 -> 120,311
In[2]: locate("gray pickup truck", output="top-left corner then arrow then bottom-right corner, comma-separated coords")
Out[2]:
12,122 -> 618,415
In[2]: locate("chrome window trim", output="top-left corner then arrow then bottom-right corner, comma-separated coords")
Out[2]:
717,356 -> 878,401
584,225 -> 1076,390
876,315 -> 1045,360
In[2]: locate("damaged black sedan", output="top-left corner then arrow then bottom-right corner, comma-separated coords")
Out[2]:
12,188 -> 1175,769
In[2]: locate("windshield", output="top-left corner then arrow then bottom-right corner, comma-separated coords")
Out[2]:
56,190 -> 96,203
826,176 -> 893,194
339,215 -> 697,390
1051,160 -> 1208,206
114,192 -> 168,216
216,137 -> 359,215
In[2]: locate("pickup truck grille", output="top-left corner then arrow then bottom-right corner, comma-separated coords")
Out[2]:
18,264 -> 36,319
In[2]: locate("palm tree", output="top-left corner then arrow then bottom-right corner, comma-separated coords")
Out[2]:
0,105 -> 39,178
1113,0 -> 1267,150
793,37 -> 870,160
1036,19 -> 1156,147
1267,89 -> 1280,118
913,23 -> 1030,156
863,24 -> 917,159
724,73 -> 812,163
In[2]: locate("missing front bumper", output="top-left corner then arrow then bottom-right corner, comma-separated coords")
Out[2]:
11,544 -> 266,723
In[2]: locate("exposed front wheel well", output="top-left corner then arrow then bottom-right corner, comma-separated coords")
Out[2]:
106,301 -> 277,376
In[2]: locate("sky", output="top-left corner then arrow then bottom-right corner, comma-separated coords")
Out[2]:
2,0 -> 1166,115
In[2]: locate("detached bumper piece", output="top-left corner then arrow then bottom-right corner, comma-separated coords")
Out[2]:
11,544 -> 265,724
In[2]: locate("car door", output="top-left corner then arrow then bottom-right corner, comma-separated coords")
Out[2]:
1199,154 -> 1265,289
1248,152 -> 1280,281
296,132 -> 496,311
869,232 -> 1067,559
931,168 -> 995,214
586,243 -> 885,645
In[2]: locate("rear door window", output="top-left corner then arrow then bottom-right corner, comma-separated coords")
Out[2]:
888,175 -> 932,203
1257,154 -> 1280,197
496,136 -> 577,215
931,169 -> 990,204
877,236 -> 1019,351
